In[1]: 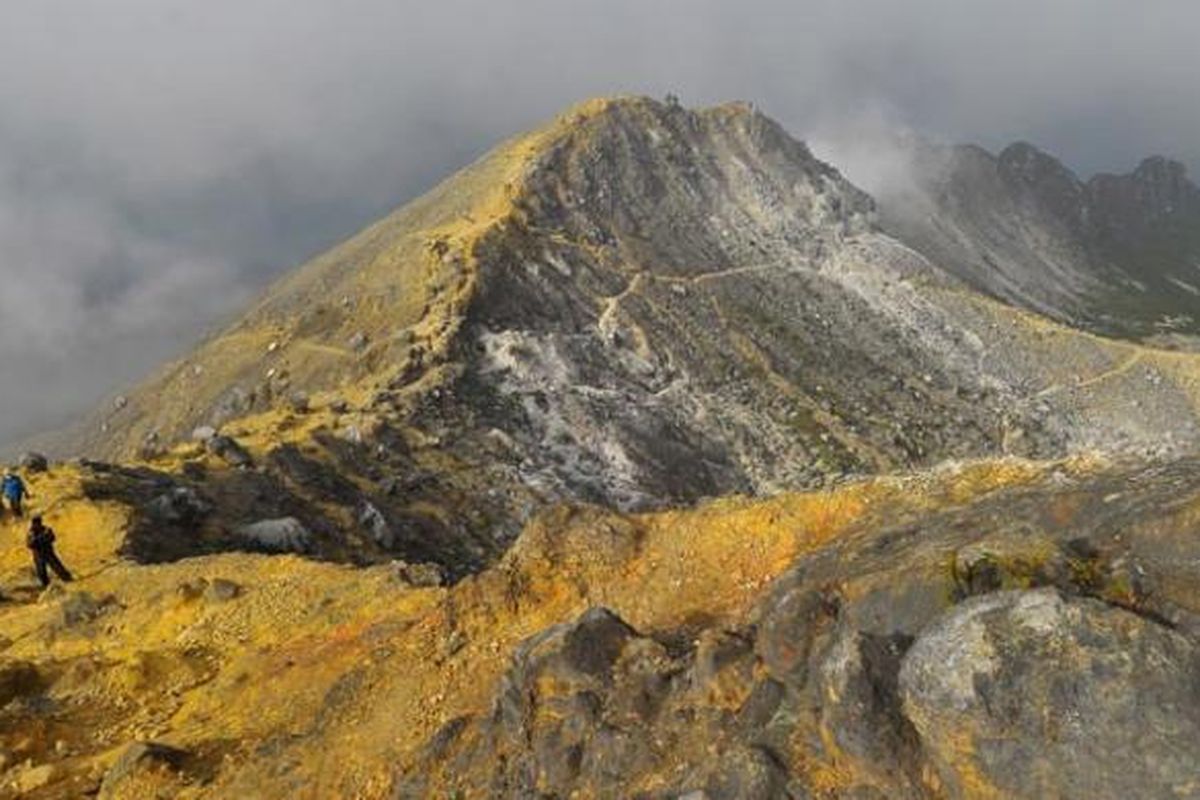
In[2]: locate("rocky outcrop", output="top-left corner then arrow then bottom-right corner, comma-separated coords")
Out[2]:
235,517 -> 312,553
876,137 -> 1200,337
901,589 -> 1200,799
8,449 -> 1200,798
409,455 -> 1200,798
98,741 -> 191,800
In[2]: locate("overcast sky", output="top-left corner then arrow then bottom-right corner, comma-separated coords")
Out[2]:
1,0 -> 1198,448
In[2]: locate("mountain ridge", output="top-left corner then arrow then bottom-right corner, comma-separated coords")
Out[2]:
24,95 -> 1200,577
5,96 -> 1200,799
876,135 -> 1200,337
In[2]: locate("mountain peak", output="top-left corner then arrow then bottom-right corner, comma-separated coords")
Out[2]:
997,141 -> 1081,189
49,95 -> 1200,576
1133,154 -> 1188,182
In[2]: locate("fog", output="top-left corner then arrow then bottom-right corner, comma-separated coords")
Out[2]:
1,0 -> 1197,447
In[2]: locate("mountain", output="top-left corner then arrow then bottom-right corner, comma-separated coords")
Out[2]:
875,137 -> 1200,338
42,97 -> 1200,578
5,97 -> 1200,799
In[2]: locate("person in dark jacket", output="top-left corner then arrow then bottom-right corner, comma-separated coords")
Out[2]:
3,471 -> 30,517
26,516 -> 72,588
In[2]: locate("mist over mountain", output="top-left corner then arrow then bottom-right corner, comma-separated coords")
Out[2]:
4,0 -> 1200,448
833,135 -> 1200,338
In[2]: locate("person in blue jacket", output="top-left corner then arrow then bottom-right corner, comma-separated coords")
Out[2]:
3,471 -> 30,517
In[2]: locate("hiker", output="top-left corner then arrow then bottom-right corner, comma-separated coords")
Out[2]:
3,471 -> 29,517
26,516 -> 72,588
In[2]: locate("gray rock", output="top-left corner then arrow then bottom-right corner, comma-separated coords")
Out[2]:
287,391 -> 310,413
204,578 -> 241,603
99,741 -> 188,799
235,517 -> 312,553
359,502 -> 394,548
700,746 -> 789,800
18,452 -> 48,472
209,386 -> 254,427
899,589 -> 1200,800
145,486 -> 212,525
191,425 -> 218,442
206,435 -> 253,467
57,592 -> 115,628
175,579 -> 208,601
391,560 -> 445,588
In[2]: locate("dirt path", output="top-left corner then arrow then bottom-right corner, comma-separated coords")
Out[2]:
1035,349 -> 1143,399
293,339 -> 356,359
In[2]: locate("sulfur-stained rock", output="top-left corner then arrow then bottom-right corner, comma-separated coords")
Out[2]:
390,560 -> 444,588
899,589 -> 1200,800
13,763 -> 59,794
98,741 -> 189,799
204,578 -> 241,603
287,391 -> 311,413
205,435 -> 253,468
57,592 -> 117,628
696,746 -> 790,800
0,660 -> 42,706
474,608 -> 645,795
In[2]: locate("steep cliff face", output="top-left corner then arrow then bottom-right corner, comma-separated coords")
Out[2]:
877,138 -> 1200,337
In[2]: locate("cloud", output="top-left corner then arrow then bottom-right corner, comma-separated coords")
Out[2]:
0,0 -> 1197,447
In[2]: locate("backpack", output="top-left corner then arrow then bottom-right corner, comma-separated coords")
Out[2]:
4,476 -> 24,498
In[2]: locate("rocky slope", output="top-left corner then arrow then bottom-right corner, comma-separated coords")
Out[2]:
5,453 -> 1200,798
38,97 -> 1200,579
876,137 -> 1200,338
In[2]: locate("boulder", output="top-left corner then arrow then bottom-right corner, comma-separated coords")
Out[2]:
486,608 -> 642,793
145,486 -> 212,525
13,763 -> 59,794
57,592 -> 116,628
235,517 -> 312,553
0,660 -> 42,706
98,741 -> 188,799
391,560 -> 444,588
359,502 -> 394,548
191,425 -> 218,442
210,387 -> 253,426
206,435 -> 253,468
287,391 -> 310,413
204,578 -> 241,603
899,589 -> 1200,800
175,579 -> 208,601
18,452 -> 48,472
